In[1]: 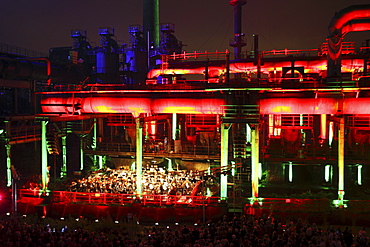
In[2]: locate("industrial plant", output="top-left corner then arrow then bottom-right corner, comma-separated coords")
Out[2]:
1,1 -> 370,223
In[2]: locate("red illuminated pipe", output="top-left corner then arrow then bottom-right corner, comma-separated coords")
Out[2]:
259,98 -> 338,115
260,98 -> 370,115
327,4 -> 370,62
40,97 -> 226,115
147,58 -> 364,79
341,19 -> 370,36
328,5 -> 370,34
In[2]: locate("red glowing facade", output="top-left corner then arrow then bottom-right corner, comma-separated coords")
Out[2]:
2,3 -> 370,216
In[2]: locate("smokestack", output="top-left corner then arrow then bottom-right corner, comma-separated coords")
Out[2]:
143,0 -> 160,50
230,0 -> 247,59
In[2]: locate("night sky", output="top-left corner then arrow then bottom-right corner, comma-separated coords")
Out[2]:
1,0 -> 370,55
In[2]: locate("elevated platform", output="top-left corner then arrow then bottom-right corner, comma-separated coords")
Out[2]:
15,189 -> 229,224
12,189 -> 370,227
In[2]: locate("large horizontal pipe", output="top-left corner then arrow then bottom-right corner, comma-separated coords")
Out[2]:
41,96 -> 370,116
328,4 -> 370,34
260,98 -> 370,115
341,19 -> 370,36
40,97 -> 226,116
147,58 -> 364,79
327,4 -> 370,78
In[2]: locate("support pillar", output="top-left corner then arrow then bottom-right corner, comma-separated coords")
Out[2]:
98,156 -> 103,170
136,118 -> 143,197
220,123 -> 230,199
251,126 -> 259,199
80,137 -> 84,171
320,114 -> 327,141
338,117 -> 345,206
6,144 -> 11,187
172,113 -> 177,141
166,158 -> 174,171
92,118 -> 97,166
41,121 -> 49,191
61,136 -> 67,178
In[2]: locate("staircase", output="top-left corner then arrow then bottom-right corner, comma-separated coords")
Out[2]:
233,133 -> 247,159
222,104 -> 259,124
46,123 -> 61,155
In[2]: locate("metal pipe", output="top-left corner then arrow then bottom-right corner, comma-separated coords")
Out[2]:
41,120 -> 49,191
230,0 -> 247,59
251,126 -> 259,198
143,0 -> 160,49
220,123 -> 230,199
6,144 -> 11,187
338,117 -> 345,207
327,4 -> 370,79
61,136 -> 67,178
136,118 -> 143,197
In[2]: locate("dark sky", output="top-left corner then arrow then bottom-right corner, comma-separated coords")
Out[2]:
1,0 -> 370,55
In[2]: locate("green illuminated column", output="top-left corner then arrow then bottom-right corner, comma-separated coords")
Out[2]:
251,126 -> 259,199
357,164 -> 362,185
98,156 -> 103,170
60,136 -> 67,178
143,0 -> 160,48
325,164 -> 331,183
136,118 -> 143,197
6,144 -> 11,187
172,113 -> 177,141
288,161 -> 293,182
92,119 -> 97,166
80,138 -> 84,171
41,121 -> 49,191
220,123 -> 230,199
338,117 -> 345,205
166,158 -> 174,171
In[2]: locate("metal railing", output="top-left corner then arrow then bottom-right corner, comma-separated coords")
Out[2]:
246,198 -> 331,213
8,125 -> 41,144
318,42 -> 356,56
0,42 -> 48,58
262,48 -> 319,57
164,50 -> 229,62
19,189 -> 222,207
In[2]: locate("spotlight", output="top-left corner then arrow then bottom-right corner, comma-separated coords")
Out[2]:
6,213 -> 10,216
194,223 -> 198,226
167,226 -> 170,228
75,218 -> 79,222
95,219 -> 99,223
22,214 -> 27,218
155,222 -> 159,225
115,221 -> 119,224
175,222 -> 179,226
60,217 -> 65,221
136,221 -> 140,225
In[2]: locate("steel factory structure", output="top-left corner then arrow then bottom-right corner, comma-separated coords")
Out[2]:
1,1 -> 370,223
